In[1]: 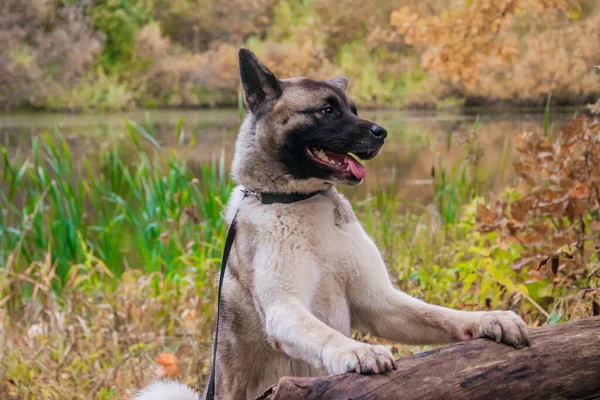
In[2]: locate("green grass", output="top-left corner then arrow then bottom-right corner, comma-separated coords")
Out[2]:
1,116 -> 232,309
430,116 -> 484,224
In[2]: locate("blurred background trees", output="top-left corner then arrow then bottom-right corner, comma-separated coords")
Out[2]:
0,0 -> 598,111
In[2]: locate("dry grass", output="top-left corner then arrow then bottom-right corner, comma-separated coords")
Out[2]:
0,263 -> 215,400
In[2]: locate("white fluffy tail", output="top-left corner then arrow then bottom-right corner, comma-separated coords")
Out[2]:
132,380 -> 201,400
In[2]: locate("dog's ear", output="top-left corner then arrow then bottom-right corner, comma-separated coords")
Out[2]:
239,48 -> 282,112
327,76 -> 348,91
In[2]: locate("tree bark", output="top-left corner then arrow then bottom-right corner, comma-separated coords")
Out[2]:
256,317 -> 600,400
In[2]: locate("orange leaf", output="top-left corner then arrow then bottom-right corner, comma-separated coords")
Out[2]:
570,183 -> 590,199
155,353 -> 179,377
476,204 -> 496,224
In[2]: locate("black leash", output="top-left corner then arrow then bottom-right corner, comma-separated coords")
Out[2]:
206,187 -> 326,400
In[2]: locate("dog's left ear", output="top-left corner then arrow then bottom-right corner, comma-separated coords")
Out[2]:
327,76 -> 348,91
239,48 -> 282,112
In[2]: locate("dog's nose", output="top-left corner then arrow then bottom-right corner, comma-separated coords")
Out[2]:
370,124 -> 387,139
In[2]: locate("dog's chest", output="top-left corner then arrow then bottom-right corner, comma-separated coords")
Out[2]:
242,191 -> 372,334
277,195 -> 367,332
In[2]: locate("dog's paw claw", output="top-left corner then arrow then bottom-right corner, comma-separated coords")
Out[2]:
475,311 -> 530,348
324,343 -> 396,375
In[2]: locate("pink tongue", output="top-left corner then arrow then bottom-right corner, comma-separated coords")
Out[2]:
344,155 -> 366,179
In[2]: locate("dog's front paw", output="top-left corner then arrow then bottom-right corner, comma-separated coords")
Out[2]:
322,342 -> 396,375
469,311 -> 530,348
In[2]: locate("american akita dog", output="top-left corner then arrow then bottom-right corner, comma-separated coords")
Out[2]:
134,48 -> 529,400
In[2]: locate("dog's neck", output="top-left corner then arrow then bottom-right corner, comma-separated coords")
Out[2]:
231,114 -> 332,194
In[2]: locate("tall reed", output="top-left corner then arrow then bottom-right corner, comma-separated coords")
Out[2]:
0,117 -> 232,307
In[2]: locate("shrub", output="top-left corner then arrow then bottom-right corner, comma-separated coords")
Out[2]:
476,104 -> 600,320
0,0 -> 104,109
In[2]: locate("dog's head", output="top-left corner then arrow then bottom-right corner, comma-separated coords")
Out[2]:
232,48 -> 387,193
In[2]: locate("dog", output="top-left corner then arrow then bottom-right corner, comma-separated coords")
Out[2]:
134,48 -> 529,400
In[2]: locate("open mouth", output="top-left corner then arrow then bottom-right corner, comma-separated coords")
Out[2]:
305,146 -> 381,180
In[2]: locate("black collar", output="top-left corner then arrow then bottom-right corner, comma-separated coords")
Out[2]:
242,187 -> 328,204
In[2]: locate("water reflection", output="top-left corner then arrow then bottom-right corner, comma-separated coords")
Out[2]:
0,108 -> 576,205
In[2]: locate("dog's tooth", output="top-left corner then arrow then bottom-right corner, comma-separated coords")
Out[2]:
313,149 -> 339,166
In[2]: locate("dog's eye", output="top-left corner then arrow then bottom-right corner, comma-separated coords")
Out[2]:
320,107 -> 334,115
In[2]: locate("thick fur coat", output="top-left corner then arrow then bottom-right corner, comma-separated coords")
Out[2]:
134,49 -> 529,400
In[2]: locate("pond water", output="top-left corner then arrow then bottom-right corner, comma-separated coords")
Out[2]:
0,108 -> 578,205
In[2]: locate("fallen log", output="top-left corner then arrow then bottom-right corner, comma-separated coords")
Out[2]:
257,317 -> 600,400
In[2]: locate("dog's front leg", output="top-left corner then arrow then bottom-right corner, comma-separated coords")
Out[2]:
353,283 -> 530,347
348,224 -> 530,347
253,244 -> 396,375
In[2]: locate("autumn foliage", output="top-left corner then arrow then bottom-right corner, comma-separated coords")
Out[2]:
391,0 -> 569,86
391,0 -> 599,105
1,0 -> 598,110
476,108 -> 600,315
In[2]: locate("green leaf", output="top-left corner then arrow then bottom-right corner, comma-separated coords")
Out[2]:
480,279 -> 491,306
177,115 -> 185,146
462,273 -> 478,294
